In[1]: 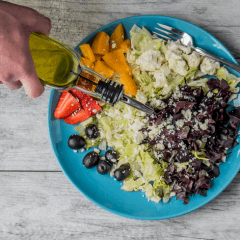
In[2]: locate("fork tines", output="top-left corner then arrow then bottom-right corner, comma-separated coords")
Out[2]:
153,23 -> 184,41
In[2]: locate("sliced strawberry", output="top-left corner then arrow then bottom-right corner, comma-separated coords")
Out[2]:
81,97 -> 102,115
54,91 -> 81,119
64,108 -> 91,125
71,89 -> 86,100
71,89 -> 102,115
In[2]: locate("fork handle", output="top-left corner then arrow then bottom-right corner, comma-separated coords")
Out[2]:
193,47 -> 240,73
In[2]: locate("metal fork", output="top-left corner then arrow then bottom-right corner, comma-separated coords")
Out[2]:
153,23 -> 240,73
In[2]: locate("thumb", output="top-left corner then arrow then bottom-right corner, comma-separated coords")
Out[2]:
21,71 -> 45,98
20,47 -> 45,98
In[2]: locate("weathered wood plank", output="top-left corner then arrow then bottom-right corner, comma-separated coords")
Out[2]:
10,0 -> 240,58
0,87 -> 61,171
0,172 -> 240,240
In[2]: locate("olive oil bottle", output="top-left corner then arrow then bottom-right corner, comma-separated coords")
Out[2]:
29,32 -> 81,87
28,32 -> 154,115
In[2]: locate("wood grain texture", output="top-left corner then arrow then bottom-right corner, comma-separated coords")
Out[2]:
0,172 -> 240,240
1,0 -> 240,239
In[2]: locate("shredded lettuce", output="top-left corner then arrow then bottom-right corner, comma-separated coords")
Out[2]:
187,78 -> 209,94
94,25 -> 240,204
130,25 -> 162,55
191,150 -> 209,161
216,67 -> 240,93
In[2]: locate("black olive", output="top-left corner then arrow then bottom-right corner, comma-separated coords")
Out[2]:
85,124 -> 99,139
97,160 -> 111,175
113,163 -> 131,181
68,134 -> 86,149
105,150 -> 119,164
83,151 -> 99,168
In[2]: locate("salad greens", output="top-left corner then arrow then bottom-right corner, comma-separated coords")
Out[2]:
76,25 -> 240,204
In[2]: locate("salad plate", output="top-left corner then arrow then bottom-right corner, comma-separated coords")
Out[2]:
48,15 -> 240,220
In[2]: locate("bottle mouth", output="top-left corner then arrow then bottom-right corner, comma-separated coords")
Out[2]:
70,66 -> 124,106
94,80 -> 124,106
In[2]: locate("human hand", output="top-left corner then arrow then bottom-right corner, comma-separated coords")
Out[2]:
0,1 -> 51,98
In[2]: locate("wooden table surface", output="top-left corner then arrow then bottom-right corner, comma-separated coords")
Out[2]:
1,0 -> 240,239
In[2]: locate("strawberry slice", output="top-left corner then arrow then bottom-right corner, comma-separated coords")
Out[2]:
81,96 -> 102,115
71,89 -> 102,115
64,108 -> 91,125
71,89 -> 86,100
54,91 -> 81,119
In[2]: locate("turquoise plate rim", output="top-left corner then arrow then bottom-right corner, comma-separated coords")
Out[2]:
47,15 -> 240,220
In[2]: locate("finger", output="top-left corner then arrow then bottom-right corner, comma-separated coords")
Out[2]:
15,35 -> 45,98
1,73 -> 22,90
19,55 -> 45,98
21,73 -> 44,98
25,9 -> 52,35
5,80 -> 22,90
2,2 -> 51,35
20,58 -> 45,98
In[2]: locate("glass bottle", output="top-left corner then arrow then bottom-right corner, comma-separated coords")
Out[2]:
29,32 -> 153,114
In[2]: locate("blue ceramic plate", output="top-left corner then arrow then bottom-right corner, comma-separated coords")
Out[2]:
48,15 -> 240,220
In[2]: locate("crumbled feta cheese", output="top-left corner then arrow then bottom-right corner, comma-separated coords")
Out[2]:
148,125 -> 160,139
207,91 -> 214,98
200,57 -> 220,75
199,119 -> 209,130
181,109 -> 192,121
153,64 -> 170,88
167,40 -> 191,54
94,148 -> 100,154
136,49 -> 163,71
150,98 -> 166,109
172,87 -> 183,100
132,131 -> 145,144
165,49 -> 188,75
193,124 -> 199,131
96,113 -> 101,119
170,192 -> 176,197
129,52 -> 136,62
183,51 -> 201,68
130,118 -> 145,132
175,119 -> 185,128
157,143 -> 165,150
114,133 -> 122,139
136,91 -> 148,104
123,106 -> 133,119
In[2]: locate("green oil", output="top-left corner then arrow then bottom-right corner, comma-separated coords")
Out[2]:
29,32 -> 80,86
